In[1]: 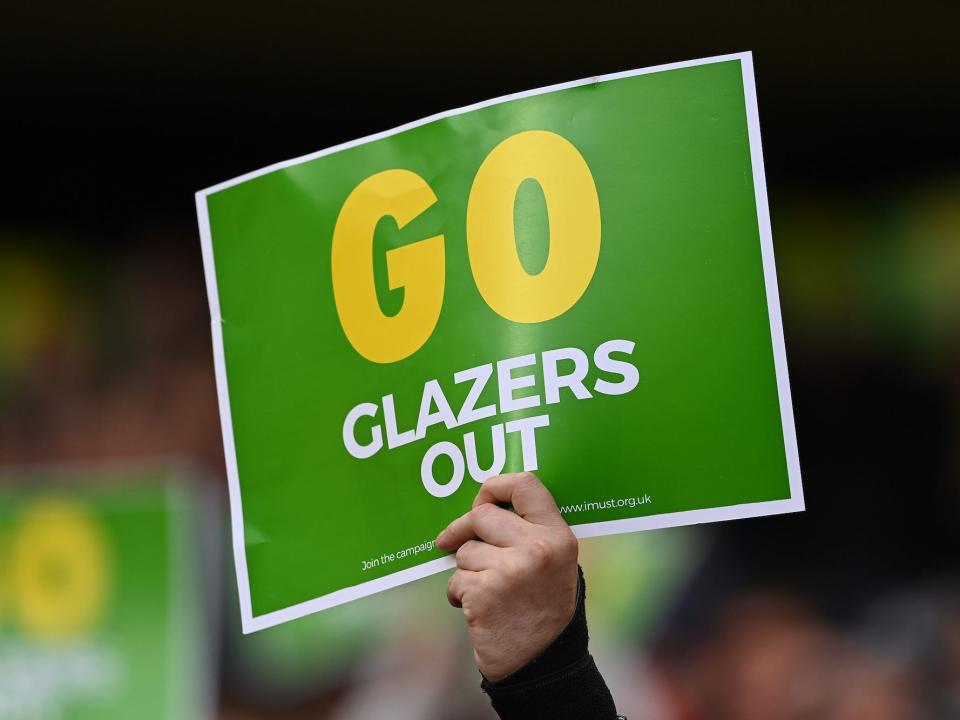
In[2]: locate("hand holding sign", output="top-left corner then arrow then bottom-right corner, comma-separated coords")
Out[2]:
437,472 -> 579,681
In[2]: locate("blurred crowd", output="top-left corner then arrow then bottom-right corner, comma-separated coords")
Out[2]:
1,177 -> 959,719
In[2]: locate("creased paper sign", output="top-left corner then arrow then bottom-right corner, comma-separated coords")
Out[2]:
197,52 -> 803,633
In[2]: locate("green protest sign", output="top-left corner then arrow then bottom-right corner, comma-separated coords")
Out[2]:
0,466 -> 208,719
197,52 -> 803,632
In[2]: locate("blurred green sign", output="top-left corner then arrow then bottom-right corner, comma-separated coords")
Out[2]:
0,467 -> 207,719
197,52 -> 803,632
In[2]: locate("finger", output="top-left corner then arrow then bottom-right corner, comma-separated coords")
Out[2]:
445,568 -> 478,608
436,503 -> 528,550
473,472 -> 565,527
455,539 -> 502,571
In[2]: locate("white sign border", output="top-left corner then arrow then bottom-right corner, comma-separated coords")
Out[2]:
196,50 -> 804,634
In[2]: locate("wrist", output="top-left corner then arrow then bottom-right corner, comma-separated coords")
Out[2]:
482,565 -> 586,685
481,567 -> 620,719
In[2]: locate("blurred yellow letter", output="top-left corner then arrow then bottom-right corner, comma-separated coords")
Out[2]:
10,500 -> 110,639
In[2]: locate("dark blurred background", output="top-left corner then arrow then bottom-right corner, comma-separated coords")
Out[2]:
1,3 -> 959,718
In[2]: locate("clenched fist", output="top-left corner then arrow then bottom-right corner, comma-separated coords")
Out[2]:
436,472 -> 580,682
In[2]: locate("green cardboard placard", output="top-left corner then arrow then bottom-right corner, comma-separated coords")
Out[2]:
197,52 -> 803,632
0,467 -> 208,719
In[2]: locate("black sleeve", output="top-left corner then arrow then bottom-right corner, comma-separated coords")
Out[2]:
480,566 -> 623,720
